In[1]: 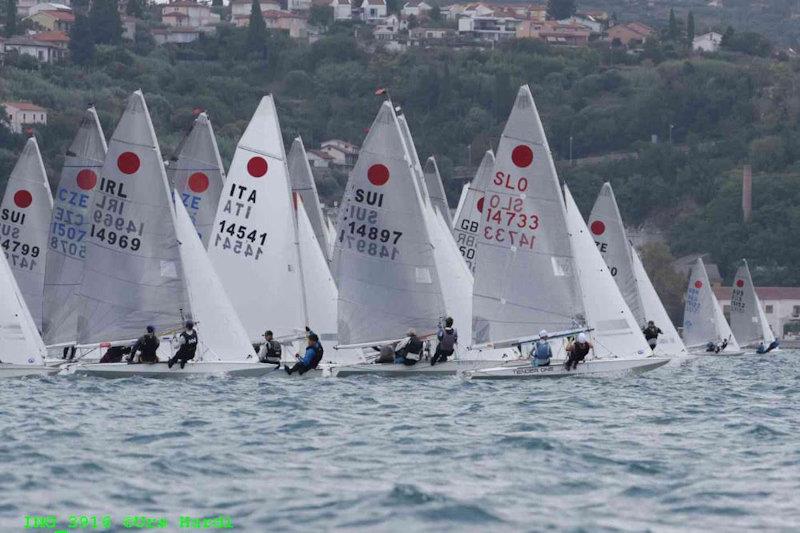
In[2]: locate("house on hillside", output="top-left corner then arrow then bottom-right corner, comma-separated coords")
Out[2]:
401,0 -> 432,18
606,21 -> 654,47
328,0 -> 352,20
162,0 -> 220,28
361,0 -> 387,22
714,286 -> 800,339
152,27 -> 202,44
121,15 -> 137,39
458,14 -> 519,41
2,102 -> 47,133
307,149 -> 333,168
517,20 -> 591,45
16,0 -> 71,17
3,31 -> 69,63
320,139 -> 359,166
288,0 -> 311,10
263,10 -> 309,38
693,31 -> 722,52
24,9 -> 74,32
230,0 -> 281,26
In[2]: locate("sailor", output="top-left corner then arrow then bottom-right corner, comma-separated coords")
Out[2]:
258,330 -> 282,364
642,320 -> 662,350
431,317 -> 458,366
99,345 -> 131,364
530,330 -> 552,367
127,326 -> 160,364
564,333 -> 593,371
394,329 -> 423,366
168,321 -> 198,369
756,339 -> 780,354
285,333 -> 324,375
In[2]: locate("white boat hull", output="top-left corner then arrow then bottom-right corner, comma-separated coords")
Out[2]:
688,349 -> 746,357
334,359 -> 514,377
0,364 -> 60,378
71,361 -> 274,378
465,357 -> 670,380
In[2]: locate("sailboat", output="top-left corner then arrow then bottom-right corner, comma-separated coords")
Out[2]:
288,137 -> 332,262
168,112 -> 226,248
730,259 -> 777,352
451,150 -> 494,274
43,107 -> 107,348
682,258 -> 744,355
423,156 -> 453,228
588,182 -> 688,357
0,137 -> 53,331
467,85 -> 668,380
0,244 -> 57,377
71,90 -> 269,377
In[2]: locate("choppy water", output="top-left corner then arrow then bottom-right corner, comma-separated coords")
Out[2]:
2,353 -> 799,532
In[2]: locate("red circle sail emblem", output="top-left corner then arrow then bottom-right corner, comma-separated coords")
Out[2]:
188,172 -> 210,193
367,164 -> 390,186
117,152 -> 140,175
247,157 -> 268,177
590,221 -> 605,235
13,190 -> 32,208
477,196 -> 484,213
76,169 -> 98,190
694,280 -> 703,289
511,145 -> 534,168
736,279 -> 744,288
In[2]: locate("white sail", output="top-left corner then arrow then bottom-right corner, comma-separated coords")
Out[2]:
564,185 -> 649,359
730,260 -> 775,347
332,101 -> 445,344
631,248 -> 688,356
423,156 -> 452,227
169,112 -> 226,248
43,107 -> 107,345
588,182 -> 645,324
0,138 -> 53,331
452,181 -> 469,230
173,191 -> 256,361
296,195 -> 338,340
0,246 -> 47,365
473,85 -> 581,344
288,137 -> 332,262
77,90 -> 188,344
682,258 -> 740,350
208,96 -> 305,341
452,150 -> 494,274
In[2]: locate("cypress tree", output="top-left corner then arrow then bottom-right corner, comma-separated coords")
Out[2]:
126,0 -> 144,19
686,11 -> 695,47
246,0 -> 267,59
5,0 -> 17,37
69,13 -> 95,64
668,9 -> 678,40
546,0 -> 576,20
89,0 -> 123,44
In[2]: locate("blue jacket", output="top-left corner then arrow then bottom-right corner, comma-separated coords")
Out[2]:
531,340 -> 552,360
300,345 -> 316,366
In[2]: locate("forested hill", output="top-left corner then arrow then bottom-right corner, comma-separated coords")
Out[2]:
1,26 -> 800,291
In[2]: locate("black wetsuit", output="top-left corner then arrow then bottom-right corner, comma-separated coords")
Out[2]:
396,336 -> 423,366
130,334 -> 160,363
432,327 -> 457,366
169,330 -> 198,369
565,342 -> 591,371
643,325 -> 662,348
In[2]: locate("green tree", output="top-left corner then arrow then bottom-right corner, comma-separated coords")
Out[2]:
430,5 -> 441,22
639,242 -> 685,323
668,8 -> 678,40
308,4 -> 333,27
4,0 -> 17,37
69,13 -> 95,64
246,0 -> 268,59
686,11 -> 695,47
126,0 -> 144,18
547,0 -> 575,20
88,0 -> 123,44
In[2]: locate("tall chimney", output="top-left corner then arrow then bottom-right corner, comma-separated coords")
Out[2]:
742,164 -> 752,223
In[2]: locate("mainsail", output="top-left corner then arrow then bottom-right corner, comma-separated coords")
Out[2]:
0,246 -> 47,365
452,150 -> 494,274
208,96 -> 305,340
588,182 -> 645,324
682,258 -> 740,350
0,137 -> 53,331
452,181 -> 469,230
77,90 -> 188,344
564,185 -> 649,359
168,112 -> 226,248
333,101 -> 445,344
423,156 -> 452,227
730,259 -> 775,347
173,192 -> 256,361
43,107 -> 107,344
472,85 -> 580,344
288,137 -> 332,262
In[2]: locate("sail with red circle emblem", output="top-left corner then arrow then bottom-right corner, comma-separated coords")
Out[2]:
0,137 -> 53,331
208,96 -> 305,341
730,259 -> 775,347
452,150 -> 494,274
76,91 -> 188,344
168,112 -> 225,248
472,85 -> 581,344
0,246 -> 47,365
42,107 -> 107,345
588,182 -> 645,325
332,101 -> 445,345
682,258 -> 740,350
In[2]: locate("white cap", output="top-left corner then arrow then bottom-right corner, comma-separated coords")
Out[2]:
539,330 -> 548,338
577,333 -> 588,343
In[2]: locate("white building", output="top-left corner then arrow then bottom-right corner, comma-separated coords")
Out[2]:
307,149 -> 333,168
3,102 -> 47,133
152,27 -> 203,44
162,1 -> 221,28
3,31 -> 69,63
458,14 -> 519,41
693,31 -> 722,53
714,286 -> 800,339
361,0 -> 386,22
329,0 -> 351,20
400,0 -> 431,18
320,139 -> 359,166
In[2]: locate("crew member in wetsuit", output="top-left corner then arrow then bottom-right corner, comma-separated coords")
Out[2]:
258,330 -> 282,364
565,333 -> 593,371
757,339 -> 780,354
285,333 -> 323,375
431,317 -> 457,366
530,330 -> 552,367
168,321 -> 198,369
99,345 -> 131,363
394,329 -> 423,366
127,326 -> 160,364
642,321 -> 662,350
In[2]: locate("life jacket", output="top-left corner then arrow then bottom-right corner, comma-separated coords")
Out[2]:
571,342 -> 590,358
643,326 -> 659,340
399,335 -> 424,361
260,340 -> 282,362
177,330 -> 198,358
438,327 -> 457,352
309,342 -> 324,369
532,340 -> 551,360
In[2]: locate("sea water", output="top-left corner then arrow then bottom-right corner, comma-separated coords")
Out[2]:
2,353 -> 799,531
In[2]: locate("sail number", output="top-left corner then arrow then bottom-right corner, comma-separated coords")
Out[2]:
338,234 -> 399,260
345,222 -> 402,244
213,220 -> 265,260
2,240 -> 40,270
